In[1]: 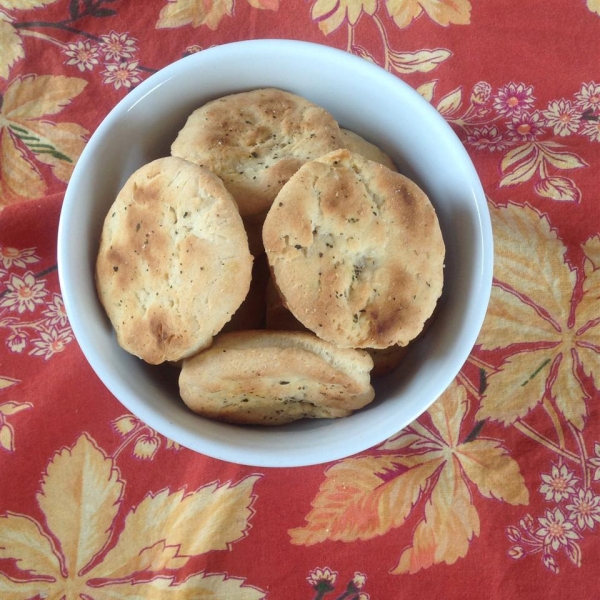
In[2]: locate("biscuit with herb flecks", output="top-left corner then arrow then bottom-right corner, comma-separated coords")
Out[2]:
179,330 -> 375,425
263,149 -> 445,349
96,156 -> 253,365
171,88 -> 344,223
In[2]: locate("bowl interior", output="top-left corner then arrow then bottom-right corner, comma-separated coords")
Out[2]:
58,39 -> 492,467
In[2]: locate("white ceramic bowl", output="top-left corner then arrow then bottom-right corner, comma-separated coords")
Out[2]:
58,39 -> 492,467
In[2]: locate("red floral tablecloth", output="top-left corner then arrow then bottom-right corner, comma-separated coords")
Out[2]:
2,1 -> 600,598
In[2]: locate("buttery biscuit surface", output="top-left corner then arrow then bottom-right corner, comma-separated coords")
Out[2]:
263,149 -> 445,349
171,88 -> 344,222
179,330 -> 375,425
96,156 -> 253,364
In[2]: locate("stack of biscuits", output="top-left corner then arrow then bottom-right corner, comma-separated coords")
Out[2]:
96,88 -> 445,426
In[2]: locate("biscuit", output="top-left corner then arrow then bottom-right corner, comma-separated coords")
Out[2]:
263,149 -> 445,349
171,88 -> 344,222
265,286 -> 409,377
179,330 -> 375,425
96,156 -> 253,364
340,129 -> 397,171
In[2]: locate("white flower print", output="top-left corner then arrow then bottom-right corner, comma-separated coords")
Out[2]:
536,508 -> 580,551
102,60 -> 142,90
542,99 -> 581,136
566,489 -> 600,530
0,272 -> 47,313
42,293 -> 68,327
540,462 -> 578,502
581,119 -> 600,142
64,40 -> 100,72
574,82 -> 600,111
0,246 -> 39,270
29,327 -> 74,360
99,31 -> 137,61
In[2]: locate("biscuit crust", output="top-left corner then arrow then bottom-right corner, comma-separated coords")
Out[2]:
263,149 -> 445,349
179,330 -> 375,425
340,129 -> 397,171
171,88 -> 344,221
96,156 -> 253,364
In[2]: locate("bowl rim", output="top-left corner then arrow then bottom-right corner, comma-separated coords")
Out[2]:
58,39 -> 493,467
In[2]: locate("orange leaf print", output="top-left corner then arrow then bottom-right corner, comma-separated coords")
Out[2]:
157,0 -> 233,30
477,203 -> 600,430
392,457 -> 479,574
291,381 -> 528,573
456,440 -> 529,504
36,433 -> 124,576
0,11 -> 24,80
385,0 -> 471,29
289,455 -> 442,545
534,176 -> 581,202
0,434 -> 265,598
311,0 -> 376,35
246,0 -> 278,9
0,74 -> 88,204
476,351 -> 553,425
94,476 -> 260,579
0,128 -> 45,201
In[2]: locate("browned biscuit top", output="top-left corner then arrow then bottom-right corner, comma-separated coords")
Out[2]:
179,330 -> 375,425
263,149 -> 445,349
171,88 -> 344,221
340,128 -> 397,171
96,156 -> 253,364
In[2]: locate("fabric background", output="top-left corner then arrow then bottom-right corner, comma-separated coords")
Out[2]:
1,1 -> 599,598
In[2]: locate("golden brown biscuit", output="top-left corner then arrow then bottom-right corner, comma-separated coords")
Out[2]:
171,88 -> 344,222
179,330 -> 375,425
263,149 -> 445,349
265,286 -> 409,378
96,156 -> 253,365
340,128 -> 397,171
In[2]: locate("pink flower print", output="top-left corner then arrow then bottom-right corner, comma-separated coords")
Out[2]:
64,40 -> 100,72
470,81 -> 492,105
99,31 -> 137,61
566,489 -> 600,530
493,82 -> 535,116
506,110 -> 545,141
536,508 -> 580,551
466,125 -> 508,151
6,331 -> 27,353
540,462 -> 578,502
542,99 -> 581,136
